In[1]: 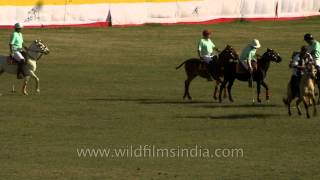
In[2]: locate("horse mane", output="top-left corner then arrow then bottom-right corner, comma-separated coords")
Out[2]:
257,48 -> 281,71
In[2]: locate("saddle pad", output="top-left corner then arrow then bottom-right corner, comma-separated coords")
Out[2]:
236,63 -> 247,74
236,62 -> 258,74
6,56 -> 17,65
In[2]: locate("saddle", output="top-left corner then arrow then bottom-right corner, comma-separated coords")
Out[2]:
6,56 -> 17,65
236,61 -> 258,74
6,51 -> 28,65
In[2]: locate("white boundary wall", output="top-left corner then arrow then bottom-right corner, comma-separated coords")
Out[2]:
0,0 -> 319,27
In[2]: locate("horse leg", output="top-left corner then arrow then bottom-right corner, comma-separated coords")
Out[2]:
296,98 -> 302,116
30,71 -> 40,93
312,96 -> 317,116
227,78 -> 235,102
22,76 -> 30,96
223,85 -> 228,99
287,98 -> 292,116
303,97 -> 310,118
12,83 -> 16,93
184,75 -> 196,100
261,81 -> 269,101
256,81 -> 262,103
283,84 -> 293,116
219,79 -> 228,102
183,80 -> 188,100
213,80 -> 219,100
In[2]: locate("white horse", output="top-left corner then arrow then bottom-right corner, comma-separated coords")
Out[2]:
0,40 -> 50,95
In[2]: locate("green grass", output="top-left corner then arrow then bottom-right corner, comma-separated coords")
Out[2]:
1,17 -> 320,179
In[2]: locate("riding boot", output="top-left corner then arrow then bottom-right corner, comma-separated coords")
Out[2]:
248,68 -> 253,87
205,63 -> 213,81
17,61 -> 25,79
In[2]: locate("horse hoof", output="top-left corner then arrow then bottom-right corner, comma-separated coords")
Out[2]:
213,96 -> 217,100
266,96 -> 270,101
36,90 -> 40,93
257,99 -> 262,103
307,114 -> 310,119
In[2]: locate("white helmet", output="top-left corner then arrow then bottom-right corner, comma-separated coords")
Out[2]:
14,23 -> 23,29
249,39 -> 261,48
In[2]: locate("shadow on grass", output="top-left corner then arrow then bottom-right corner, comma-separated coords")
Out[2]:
88,98 -> 281,108
89,98 -> 218,105
177,113 -> 281,120
199,103 -> 281,109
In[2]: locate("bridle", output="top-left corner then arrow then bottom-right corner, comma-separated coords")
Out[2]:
265,49 -> 281,63
26,41 -> 48,60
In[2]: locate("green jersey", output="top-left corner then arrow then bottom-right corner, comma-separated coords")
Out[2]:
309,40 -> 320,60
10,31 -> 23,52
198,38 -> 215,57
240,45 -> 257,62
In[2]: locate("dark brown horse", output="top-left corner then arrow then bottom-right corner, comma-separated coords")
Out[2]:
218,48 -> 282,103
176,45 -> 239,100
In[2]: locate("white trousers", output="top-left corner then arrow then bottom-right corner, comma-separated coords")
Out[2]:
315,58 -> 320,67
240,60 -> 249,70
13,51 -> 25,61
201,55 -> 213,64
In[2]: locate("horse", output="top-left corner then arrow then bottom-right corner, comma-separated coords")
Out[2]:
218,48 -> 282,103
316,69 -> 320,104
176,45 -> 239,100
0,40 -> 50,95
283,63 -> 317,118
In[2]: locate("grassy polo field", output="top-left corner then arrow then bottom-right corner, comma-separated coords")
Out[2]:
0,17 -> 320,179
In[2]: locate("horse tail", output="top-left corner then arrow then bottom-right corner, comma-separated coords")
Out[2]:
176,61 -> 187,70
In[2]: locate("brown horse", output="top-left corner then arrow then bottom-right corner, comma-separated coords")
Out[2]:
283,64 -> 317,118
316,69 -> 320,104
218,48 -> 282,103
176,45 -> 239,100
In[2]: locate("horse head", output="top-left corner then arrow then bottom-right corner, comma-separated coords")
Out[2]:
262,48 -> 282,63
27,40 -> 50,60
35,40 -> 50,55
219,45 -> 239,64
